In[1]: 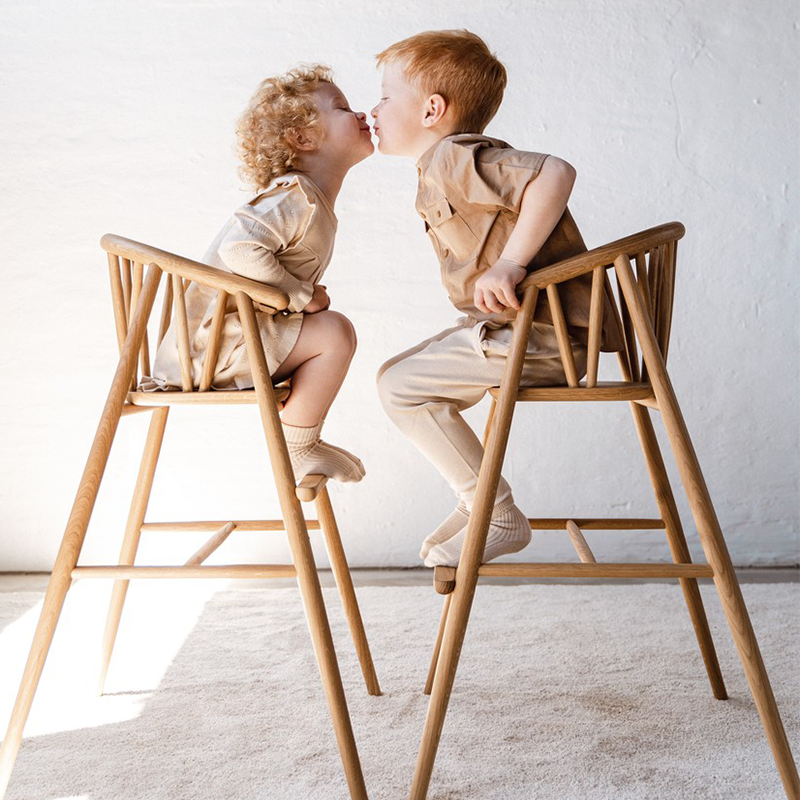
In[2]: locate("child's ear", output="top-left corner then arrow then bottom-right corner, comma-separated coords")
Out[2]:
422,94 -> 448,128
285,126 -> 319,152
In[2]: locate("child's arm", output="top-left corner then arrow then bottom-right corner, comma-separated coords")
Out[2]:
219,216 -> 314,312
473,156 -> 576,314
218,182 -> 329,313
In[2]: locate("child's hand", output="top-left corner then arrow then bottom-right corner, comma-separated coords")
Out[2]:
304,284 -> 331,313
474,259 -> 527,314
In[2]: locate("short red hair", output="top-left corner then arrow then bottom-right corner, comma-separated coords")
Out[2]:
376,30 -> 507,134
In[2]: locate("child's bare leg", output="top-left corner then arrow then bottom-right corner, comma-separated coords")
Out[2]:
271,310 -> 364,483
273,310 -> 357,426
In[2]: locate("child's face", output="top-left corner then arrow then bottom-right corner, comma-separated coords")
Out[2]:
313,82 -> 374,168
370,60 -> 428,157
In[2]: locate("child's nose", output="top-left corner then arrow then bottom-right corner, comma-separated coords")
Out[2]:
370,105 -> 378,119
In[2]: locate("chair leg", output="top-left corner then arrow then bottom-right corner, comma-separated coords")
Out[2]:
424,594 -> 452,696
616,255 -> 799,799
628,400 -> 727,700
0,567 -> 77,796
421,396 -> 494,695
0,265 -> 162,800
410,503 -> 494,799
236,293 -> 368,800
98,406 -> 170,695
422,394 -> 495,697
482,397 -> 497,449
410,285 -> 539,800
315,486 -> 382,696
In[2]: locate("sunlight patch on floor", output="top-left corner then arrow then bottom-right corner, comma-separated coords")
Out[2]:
0,578 -> 227,739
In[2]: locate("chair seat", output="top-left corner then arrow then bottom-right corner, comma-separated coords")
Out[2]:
489,380 -> 655,402
127,384 -> 292,407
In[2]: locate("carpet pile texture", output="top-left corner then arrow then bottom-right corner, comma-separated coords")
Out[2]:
1,581 -> 797,799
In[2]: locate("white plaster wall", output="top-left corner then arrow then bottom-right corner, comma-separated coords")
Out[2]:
0,0 -> 797,570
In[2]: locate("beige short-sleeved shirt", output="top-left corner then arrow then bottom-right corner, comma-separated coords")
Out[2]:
146,172 -> 337,390
415,134 -> 623,352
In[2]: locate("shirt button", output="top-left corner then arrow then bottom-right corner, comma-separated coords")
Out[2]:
443,248 -> 450,257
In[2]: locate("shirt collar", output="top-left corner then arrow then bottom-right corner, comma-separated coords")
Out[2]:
293,172 -> 338,224
415,132 -> 510,176
415,134 -> 458,174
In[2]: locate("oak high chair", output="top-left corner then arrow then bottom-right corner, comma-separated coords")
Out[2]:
412,222 -> 799,800
0,235 -> 380,800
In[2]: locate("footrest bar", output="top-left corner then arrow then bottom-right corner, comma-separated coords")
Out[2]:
529,518 -> 665,530
140,519 -> 321,532
433,567 -> 456,595
72,564 -> 298,579
478,562 -> 713,579
296,474 -> 329,502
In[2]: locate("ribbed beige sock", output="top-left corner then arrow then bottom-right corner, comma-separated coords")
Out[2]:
419,503 -> 469,560
424,496 -> 530,567
281,422 -> 365,483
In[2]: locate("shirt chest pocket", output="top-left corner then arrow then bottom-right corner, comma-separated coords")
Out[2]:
423,197 -> 480,262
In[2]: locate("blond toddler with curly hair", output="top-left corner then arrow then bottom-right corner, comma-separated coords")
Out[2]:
149,65 -> 374,483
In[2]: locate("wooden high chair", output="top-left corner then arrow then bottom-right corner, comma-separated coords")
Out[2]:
412,222 -> 799,799
0,235 -> 380,800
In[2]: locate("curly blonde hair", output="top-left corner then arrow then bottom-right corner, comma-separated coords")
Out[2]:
237,64 -> 334,190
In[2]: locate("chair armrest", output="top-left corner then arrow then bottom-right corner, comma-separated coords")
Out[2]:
518,221 -> 685,291
101,233 -> 290,312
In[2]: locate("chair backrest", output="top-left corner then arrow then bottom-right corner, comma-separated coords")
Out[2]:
519,222 -> 685,388
103,224 -> 683,398
101,234 -> 290,393
612,229 -> 680,383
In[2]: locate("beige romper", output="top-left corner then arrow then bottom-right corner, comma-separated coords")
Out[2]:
146,172 -> 337,391
377,133 -> 624,509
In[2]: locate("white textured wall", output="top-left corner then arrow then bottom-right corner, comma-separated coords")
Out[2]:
1,0 -> 797,570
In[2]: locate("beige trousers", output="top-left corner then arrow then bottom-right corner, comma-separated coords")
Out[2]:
377,317 -> 588,510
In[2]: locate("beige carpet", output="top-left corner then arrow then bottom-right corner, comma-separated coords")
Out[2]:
1,581 -> 798,799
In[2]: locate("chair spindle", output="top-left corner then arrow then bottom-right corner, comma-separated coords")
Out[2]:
585,265 -> 605,388
131,262 -> 151,379
172,272 -> 194,392
615,267 -> 641,383
198,289 -> 229,392
635,251 -> 653,322
107,253 -> 128,355
120,258 -> 132,322
657,240 -> 677,364
545,283 -> 579,387
157,274 -> 174,348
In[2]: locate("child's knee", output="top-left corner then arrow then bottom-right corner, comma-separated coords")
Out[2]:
375,355 -> 395,386
376,358 -> 427,417
376,360 -> 403,412
320,310 -> 357,356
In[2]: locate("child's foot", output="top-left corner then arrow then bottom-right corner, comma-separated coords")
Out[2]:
419,503 -> 469,560
424,497 -> 530,567
282,422 -> 365,483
